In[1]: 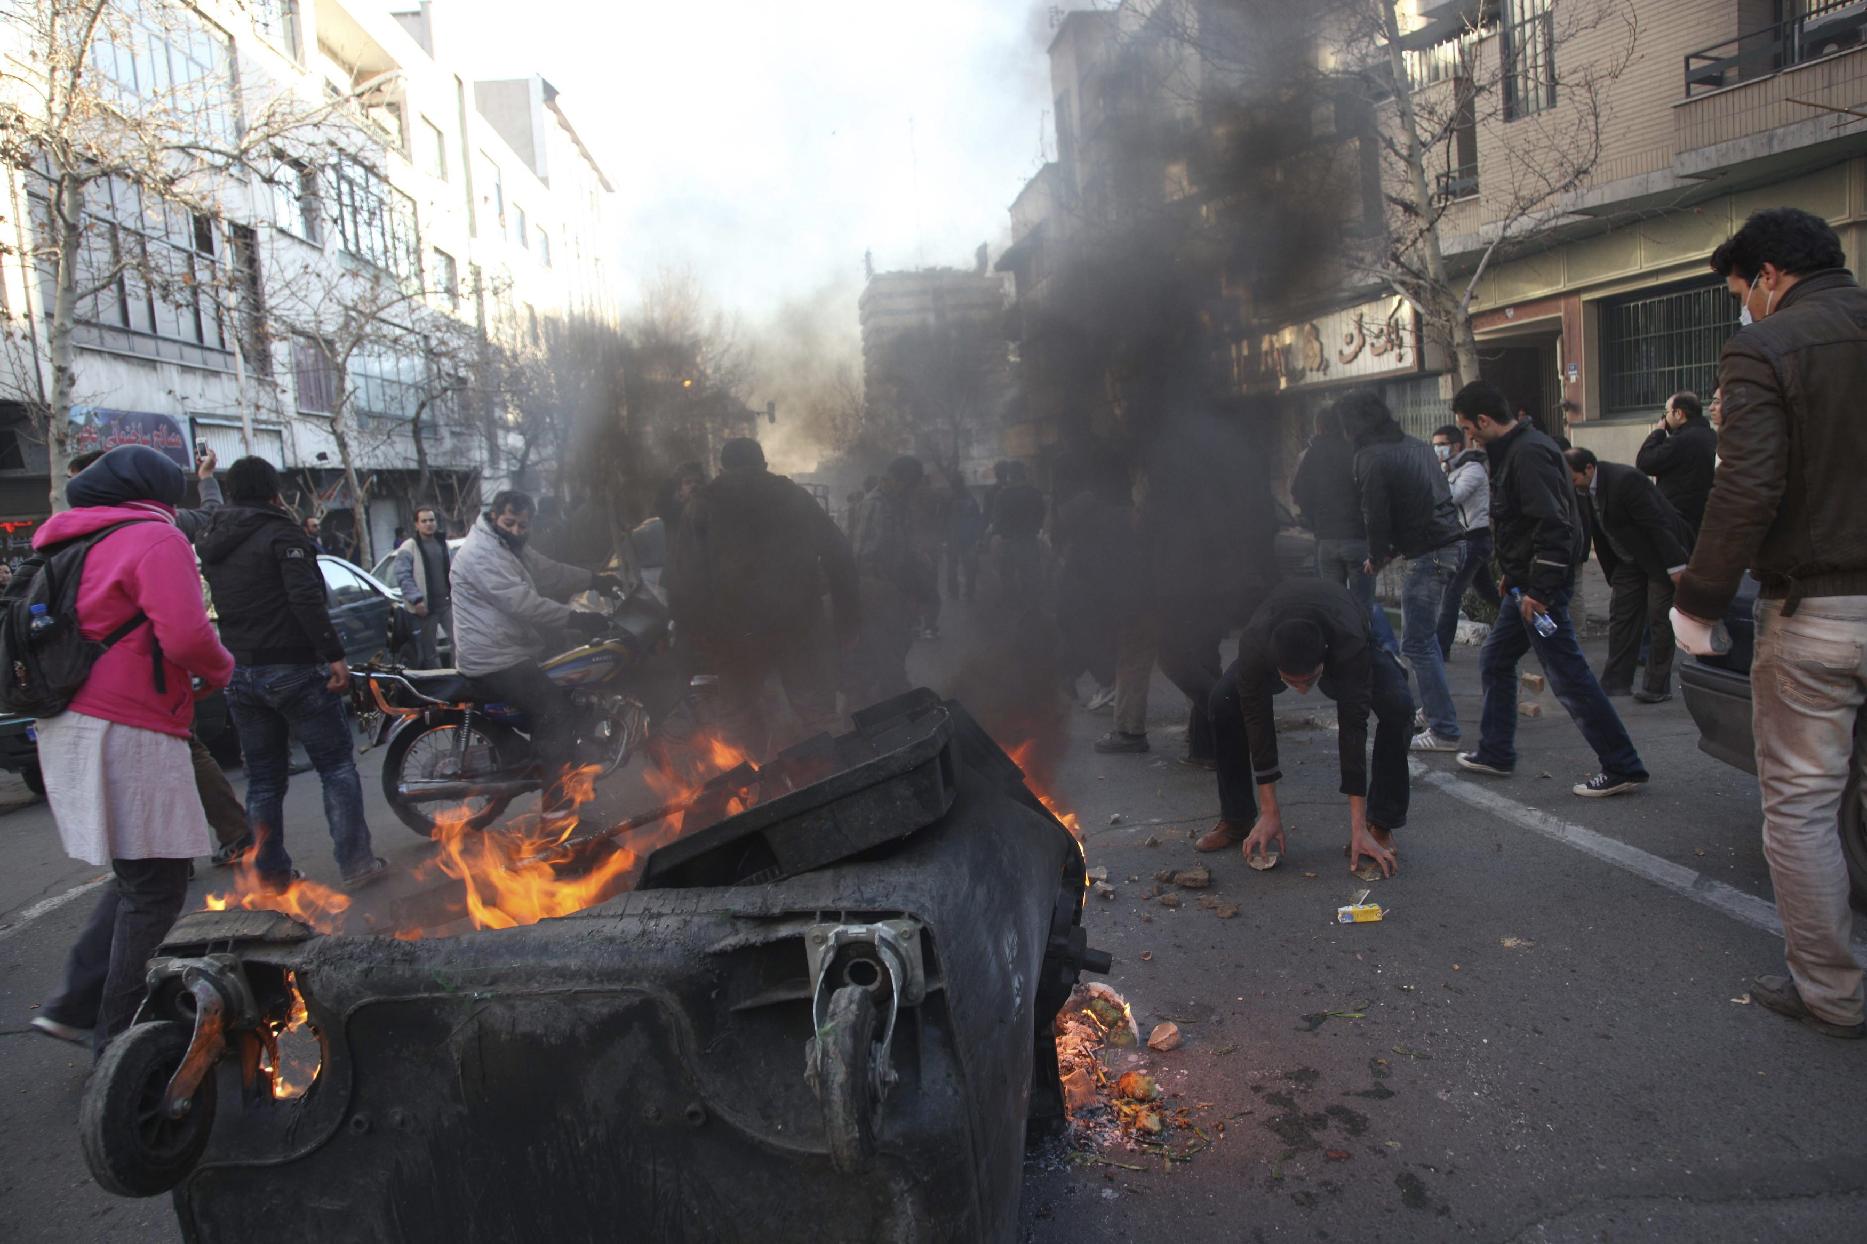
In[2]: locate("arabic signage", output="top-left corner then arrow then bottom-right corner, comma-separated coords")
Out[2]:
1240,296 -> 1424,393
68,407 -> 194,470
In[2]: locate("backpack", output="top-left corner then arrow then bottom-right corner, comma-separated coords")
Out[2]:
0,521 -> 165,718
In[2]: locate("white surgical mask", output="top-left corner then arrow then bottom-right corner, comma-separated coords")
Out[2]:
1434,444 -> 1452,462
1738,305 -> 1753,328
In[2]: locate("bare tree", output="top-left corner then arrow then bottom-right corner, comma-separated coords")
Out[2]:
0,0 -> 362,507
1332,0 -> 1639,383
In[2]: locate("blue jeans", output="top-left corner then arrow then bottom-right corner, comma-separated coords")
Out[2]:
1437,529 -> 1499,658
1402,545 -> 1462,739
1315,537 -> 1399,655
1472,588 -> 1646,778
226,664 -> 374,883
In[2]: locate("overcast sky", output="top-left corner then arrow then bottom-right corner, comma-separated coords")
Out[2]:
431,0 -> 1058,321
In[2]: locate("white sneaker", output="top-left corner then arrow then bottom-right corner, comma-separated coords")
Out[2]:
30,1016 -> 91,1045
1410,729 -> 1460,752
1413,708 -> 1428,731
1085,685 -> 1116,713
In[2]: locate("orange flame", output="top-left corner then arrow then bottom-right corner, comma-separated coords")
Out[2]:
263,971 -> 321,1100
200,849 -> 353,934
1007,741 -> 1083,844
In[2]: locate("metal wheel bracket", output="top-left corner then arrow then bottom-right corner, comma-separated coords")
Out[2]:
143,957 -> 258,1120
803,919 -> 924,1105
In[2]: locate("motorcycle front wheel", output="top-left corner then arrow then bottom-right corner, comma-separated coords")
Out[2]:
382,719 -> 517,838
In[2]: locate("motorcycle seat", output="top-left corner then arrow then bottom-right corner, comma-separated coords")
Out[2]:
396,669 -> 483,703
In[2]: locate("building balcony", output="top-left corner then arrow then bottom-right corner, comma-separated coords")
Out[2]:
1677,4 -> 1867,170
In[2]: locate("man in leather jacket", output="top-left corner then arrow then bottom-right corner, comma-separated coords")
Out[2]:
1683,208 -> 1867,1039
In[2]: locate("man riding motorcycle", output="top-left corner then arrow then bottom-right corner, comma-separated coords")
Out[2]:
450,490 -> 622,815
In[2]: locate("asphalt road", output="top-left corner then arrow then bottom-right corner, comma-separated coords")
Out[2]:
1,606 -> 1863,1243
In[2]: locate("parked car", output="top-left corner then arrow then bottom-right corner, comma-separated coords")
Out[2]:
0,555 -> 408,793
1678,574 -> 1867,909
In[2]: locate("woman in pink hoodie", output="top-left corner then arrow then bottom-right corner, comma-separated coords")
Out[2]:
30,446 -> 234,1055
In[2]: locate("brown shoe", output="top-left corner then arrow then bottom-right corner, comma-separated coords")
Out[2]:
1194,820 -> 1245,852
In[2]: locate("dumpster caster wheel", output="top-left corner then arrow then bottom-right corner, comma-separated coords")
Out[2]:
818,984 -> 880,1173
80,1021 -> 217,1197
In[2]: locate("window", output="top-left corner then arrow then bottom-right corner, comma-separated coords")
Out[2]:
514,205 -> 529,250
291,335 -> 340,414
31,176 -> 232,368
419,117 -> 448,181
251,0 -> 302,61
468,262 -> 484,327
333,156 -> 419,280
1437,78 -> 1479,201
433,247 -> 459,310
229,224 -> 270,376
270,158 -> 323,243
1501,0 -> 1556,120
479,153 -> 505,237
1600,282 -> 1736,416
348,344 -> 426,422
89,1 -> 236,141
536,227 -> 551,268
320,559 -> 377,605
525,303 -> 540,347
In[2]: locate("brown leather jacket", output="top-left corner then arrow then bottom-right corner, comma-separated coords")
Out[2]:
1677,269 -> 1867,619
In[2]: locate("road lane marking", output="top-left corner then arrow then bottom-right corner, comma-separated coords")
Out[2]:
0,874 -> 109,942
1410,761 -> 1867,955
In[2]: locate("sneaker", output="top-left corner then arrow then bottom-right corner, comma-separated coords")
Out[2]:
1085,685 -> 1117,713
1410,729 -> 1460,753
1632,688 -> 1672,704
30,1015 -> 91,1045
342,857 -> 391,891
1572,772 -> 1647,798
919,626 -> 939,640
211,835 -> 254,868
1601,687 -> 1632,699
1413,708 -> 1427,731
1093,731 -> 1150,755
1456,752 -> 1513,777
1751,975 -> 1866,1039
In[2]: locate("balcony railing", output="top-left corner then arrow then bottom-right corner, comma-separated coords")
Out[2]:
1684,0 -> 1867,97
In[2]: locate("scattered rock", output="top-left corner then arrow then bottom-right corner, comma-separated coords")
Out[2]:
1086,866 -> 1109,883
1325,1149 -> 1352,1161
1172,866 -> 1213,889
1521,672 -> 1546,693
1115,1071 -> 1158,1101
1153,868 -> 1178,883
1247,851 -> 1280,872
1140,950 -> 1154,961
1499,936 -> 1533,949
1213,903 -> 1239,919
1147,1021 -> 1182,1052
1518,702 -> 1543,718
1092,881 -> 1117,900
1157,893 -> 1182,909
1108,813 -> 1124,825
1351,860 -> 1384,882
1142,835 -> 1161,848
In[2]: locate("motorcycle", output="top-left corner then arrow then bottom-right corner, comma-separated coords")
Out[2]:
361,589 -> 676,838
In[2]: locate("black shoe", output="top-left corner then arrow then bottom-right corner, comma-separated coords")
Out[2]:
1751,975 -> 1865,1039
211,836 -> 254,868
1177,754 -> 1217,771
343,858 -> 390,891
1572,771 -> 1648,798
1601,687 -> 1632,699
1093,731 -> 1150,755
1456,752 -> 1513,778
1632,689 -> 1672,704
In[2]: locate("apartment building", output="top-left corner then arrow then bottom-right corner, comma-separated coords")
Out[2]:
0,0 -> 620,564
857,264 -> 1011,481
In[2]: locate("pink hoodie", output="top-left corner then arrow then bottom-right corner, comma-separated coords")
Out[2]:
32,504 -> 234,737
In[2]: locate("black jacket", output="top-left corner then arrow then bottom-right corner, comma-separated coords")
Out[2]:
1352,421 -> 1463,562
1585,462 -> 1693,583
197,505 -> 345,666
1235,578 -> 1376,798
1487,419 -> 1586,601
1289,435 -> 1365,541
667,467 -> 860,647
1634,416 -> 1717,537
989,482 -> 1046,540
1680,268 -> 1867,618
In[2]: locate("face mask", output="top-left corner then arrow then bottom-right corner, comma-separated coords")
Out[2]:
1738,305 -> 1753,328
1434,444 -> 1452,462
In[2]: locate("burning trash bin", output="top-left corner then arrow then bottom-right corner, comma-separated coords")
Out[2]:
80,691 -> 1109,1243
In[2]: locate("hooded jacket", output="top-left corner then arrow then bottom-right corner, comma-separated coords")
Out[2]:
1486,419 -> 1586,601
1352,421 -> 1463,562
34,502 -> 233,738
449,514 -> 593,676
197,505 -> 345,667
1445,448 -> 1490,533
1678,268 -> 1867,619
1634,414 -> 1717,537
667,466 -> 860,647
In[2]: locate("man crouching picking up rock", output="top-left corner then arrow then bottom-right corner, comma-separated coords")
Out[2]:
1203,579 -> 1414,878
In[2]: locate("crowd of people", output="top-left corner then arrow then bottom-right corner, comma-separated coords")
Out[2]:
18,207 -> 1865,1063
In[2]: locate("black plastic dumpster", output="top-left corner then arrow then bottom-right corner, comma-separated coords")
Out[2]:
82,691 -> 1107,1243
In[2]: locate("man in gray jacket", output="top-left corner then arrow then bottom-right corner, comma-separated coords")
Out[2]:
1431,424 -> 1498,659
392,507 -> 452,668
451,491 -> 620,815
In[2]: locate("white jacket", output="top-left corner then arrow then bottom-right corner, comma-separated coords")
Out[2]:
1445,449 -> 1491,533
448,516 -> 592,675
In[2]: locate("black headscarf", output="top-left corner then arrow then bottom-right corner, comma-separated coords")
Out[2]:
66,445 -> 187,510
